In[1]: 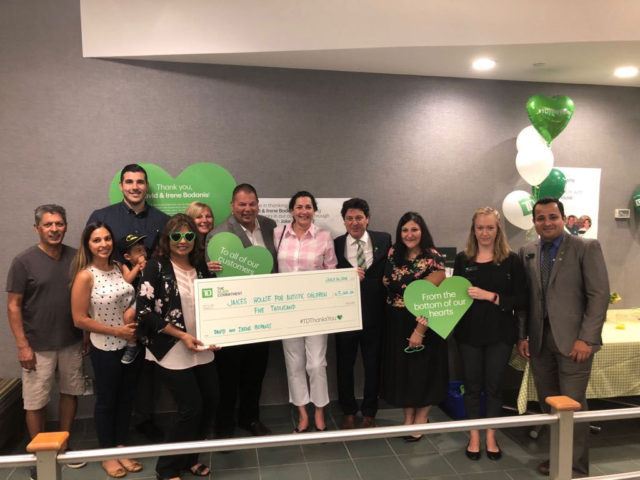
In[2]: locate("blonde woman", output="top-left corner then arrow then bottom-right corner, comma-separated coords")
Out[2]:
453,207 -> 526,461
185,201 -> 214,237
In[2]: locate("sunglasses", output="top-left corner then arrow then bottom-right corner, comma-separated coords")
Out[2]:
169,231 -> 196,243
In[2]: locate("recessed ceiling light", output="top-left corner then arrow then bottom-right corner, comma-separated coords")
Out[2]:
614,66 -> 638,78
472,58 -> 496,71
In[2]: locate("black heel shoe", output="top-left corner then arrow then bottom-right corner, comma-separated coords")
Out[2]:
465,442 -> 481,461
486,442 -> 502,461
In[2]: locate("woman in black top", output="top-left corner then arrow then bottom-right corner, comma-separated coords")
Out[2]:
453,207 -> 526,461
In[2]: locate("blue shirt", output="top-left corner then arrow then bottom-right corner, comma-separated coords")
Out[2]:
87,201 -> 169,262
540,234 -> 564,272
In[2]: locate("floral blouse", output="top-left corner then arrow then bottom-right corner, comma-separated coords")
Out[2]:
382,247 -> 445,308
136,257 -> 210,361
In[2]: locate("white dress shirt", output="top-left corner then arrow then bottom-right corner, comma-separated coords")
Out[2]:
345,230 -> 373,269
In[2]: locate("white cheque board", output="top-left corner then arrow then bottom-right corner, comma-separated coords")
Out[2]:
194,268 -> 362,347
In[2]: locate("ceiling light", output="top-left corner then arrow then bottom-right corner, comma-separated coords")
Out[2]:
614,66 -> 638,78
472,58 -> 496,71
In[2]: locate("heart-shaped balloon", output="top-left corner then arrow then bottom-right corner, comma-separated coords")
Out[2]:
109,162 -> 236,225
207,232 -> 274,277
403,276 -> 473,340
526,95 -> 575,145
534,168 -> 567,200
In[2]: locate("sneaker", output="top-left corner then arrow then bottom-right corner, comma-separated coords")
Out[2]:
65,448 -> 87,469
121,344 -> 139,365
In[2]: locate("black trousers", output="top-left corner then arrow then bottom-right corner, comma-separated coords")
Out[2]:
215,342 -> 269,433
90,346 -> 143,448
457,341 -> 513,419
133,359 -> 162,425
335,327 -> 382,418
156,361 -> 219,478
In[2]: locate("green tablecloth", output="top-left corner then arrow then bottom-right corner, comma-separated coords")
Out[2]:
510,309 -> 640,414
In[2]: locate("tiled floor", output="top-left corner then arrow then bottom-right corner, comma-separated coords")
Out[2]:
1,399 -> 639,479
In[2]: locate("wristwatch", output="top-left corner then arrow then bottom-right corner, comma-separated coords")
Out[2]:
581,339 -> 594,346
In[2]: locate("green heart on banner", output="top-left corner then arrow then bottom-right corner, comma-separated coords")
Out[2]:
526,95 -> 575,146
403,276 -> 474,340
109,163 -> 236,225
207,232 -> 273,277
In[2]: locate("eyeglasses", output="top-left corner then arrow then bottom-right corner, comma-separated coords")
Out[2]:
169,231 -> 196,243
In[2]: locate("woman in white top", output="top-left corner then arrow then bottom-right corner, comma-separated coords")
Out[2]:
274,191 -> 338,433
71,222 -> 143,478
136,214 -> 220,480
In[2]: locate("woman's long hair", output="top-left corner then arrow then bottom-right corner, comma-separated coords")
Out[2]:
392,211 -> 436,263
463,207 -> 511,263
69,222 -> 115,286
154,213 -> 204,266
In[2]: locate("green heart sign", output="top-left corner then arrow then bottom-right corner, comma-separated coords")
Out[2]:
207,232 -> 273,277
109,163 -> 236,226
526,95 -> 575,146
403,276 -> 473,340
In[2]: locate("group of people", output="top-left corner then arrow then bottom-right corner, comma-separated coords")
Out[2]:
7,163 -> 610,480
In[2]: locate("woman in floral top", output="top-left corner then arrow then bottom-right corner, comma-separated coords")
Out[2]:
137,214 -> 220,480
381,212 -> 448,442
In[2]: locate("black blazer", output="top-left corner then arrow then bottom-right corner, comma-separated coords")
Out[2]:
334,230 -> 392,329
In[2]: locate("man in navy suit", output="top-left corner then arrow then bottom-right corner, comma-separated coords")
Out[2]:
334,198 -> 391,429
517,198 -> 609,477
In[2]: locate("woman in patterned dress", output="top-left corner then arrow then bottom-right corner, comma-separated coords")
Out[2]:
71,222 -> 143,478
382,212 -> 448,442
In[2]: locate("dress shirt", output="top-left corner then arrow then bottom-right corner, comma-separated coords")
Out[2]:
540,234 -> 564,272
276,223 -> 338,273
344,231 -> 373,269
240,219 -> 266,247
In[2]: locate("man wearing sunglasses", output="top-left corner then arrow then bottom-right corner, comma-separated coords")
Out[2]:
86,163 -> 169,441
205,183 -> 278,438
87,164 -> 169,263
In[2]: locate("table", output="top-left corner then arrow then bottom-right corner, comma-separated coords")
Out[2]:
510,309 -> 640,414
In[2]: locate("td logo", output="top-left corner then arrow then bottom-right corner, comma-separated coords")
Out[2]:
202,288 -> 213,298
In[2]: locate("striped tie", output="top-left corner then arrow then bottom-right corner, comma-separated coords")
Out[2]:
356,240 -> 367,270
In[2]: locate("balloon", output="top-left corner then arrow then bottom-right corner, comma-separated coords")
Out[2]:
502,190 -> 535,230
633,188 -> 640,212
516,145 -> 554,186
516,126 -> 547,152
536,168 -> 567,199
526,95 -> 575,145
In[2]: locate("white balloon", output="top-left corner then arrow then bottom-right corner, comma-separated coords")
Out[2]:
516,126 -> 547,152
502,190 -> 535,230
516,146 -> 554,186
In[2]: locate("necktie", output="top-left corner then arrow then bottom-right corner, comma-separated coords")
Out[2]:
541,242 -> 553,319
356,240 -> 367,270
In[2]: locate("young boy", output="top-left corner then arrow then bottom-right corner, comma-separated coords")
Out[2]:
117,234 -> 147,364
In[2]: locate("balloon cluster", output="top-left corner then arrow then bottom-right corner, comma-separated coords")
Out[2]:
502,95 -> 575,230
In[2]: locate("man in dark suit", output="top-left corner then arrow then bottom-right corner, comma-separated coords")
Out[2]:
517,198 -> 609,478
205,183 -> 277,437
334,198 -> 391,429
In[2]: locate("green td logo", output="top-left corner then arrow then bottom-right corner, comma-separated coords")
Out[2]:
202,288 -> 213,298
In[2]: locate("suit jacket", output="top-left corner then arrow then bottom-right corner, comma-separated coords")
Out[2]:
205,214 -> 278,273
334,230 -> 392,329
518,232 -> 609,356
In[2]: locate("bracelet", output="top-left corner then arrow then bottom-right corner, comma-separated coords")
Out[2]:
413,329 -> 425,338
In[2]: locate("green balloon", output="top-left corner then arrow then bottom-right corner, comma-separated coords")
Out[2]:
536,168 -> 567,199
634,188 -> 640,212
526,95 -> 575,145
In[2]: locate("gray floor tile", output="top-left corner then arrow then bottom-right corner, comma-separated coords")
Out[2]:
0,469 -> 14,480
592,458 -> 640,476
397,452 -> 457,477
7,467 -> 36,480
259,404 -> 295,424
353,455 -> 409,480
503,467 -> 548,480
214,467 -> 260,480
302,441 -> 349,462
443,449 -> 538,475
388,436 -> 438,455
260,463 -> 311,480
257,445 -> 305,466
458,471 -> 512,480
308,459 -> 360,480
346,438 -> 394,458
212,449 -> 258,469
60,462 -> 112,480
590,438 -> 640,462
427,433 -> 468,453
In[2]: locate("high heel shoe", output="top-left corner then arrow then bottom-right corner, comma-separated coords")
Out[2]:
403,435 -> 422,443
465,442 -> 481,461
293,426 -> 309,433
486,442 -> 502,461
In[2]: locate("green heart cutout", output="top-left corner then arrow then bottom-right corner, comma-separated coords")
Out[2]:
337,315 -> 343,320
526,95 -> 575,146
403,276 -> 474,340
207,232 -> 273,277
109,162 -> 236,226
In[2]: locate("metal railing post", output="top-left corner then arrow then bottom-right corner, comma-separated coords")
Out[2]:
546,396 -> 581,480
26,432 -> 69,480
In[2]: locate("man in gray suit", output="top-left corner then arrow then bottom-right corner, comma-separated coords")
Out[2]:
517,198 -> 609,478
205,183 -> 277,437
